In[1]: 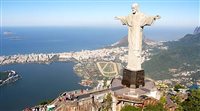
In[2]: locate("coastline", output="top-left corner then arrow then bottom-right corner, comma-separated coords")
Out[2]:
0,46 -> 156,88
0,47 -> 129,66
0,70 -> 21,86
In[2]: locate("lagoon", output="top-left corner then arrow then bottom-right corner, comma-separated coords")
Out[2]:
0,62 -> 85,111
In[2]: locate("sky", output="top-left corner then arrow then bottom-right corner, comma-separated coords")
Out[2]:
0,0 -> 199,28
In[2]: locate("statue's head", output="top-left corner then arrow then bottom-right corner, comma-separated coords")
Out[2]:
131,3 -> 139,14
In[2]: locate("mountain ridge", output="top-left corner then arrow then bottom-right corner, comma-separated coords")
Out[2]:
111,27 -> 200,84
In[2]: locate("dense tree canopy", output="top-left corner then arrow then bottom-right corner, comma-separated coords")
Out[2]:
121,105 -> 142,111
174,84 -> 185,92
143,103 -> 167,111
181,89 -> 200,111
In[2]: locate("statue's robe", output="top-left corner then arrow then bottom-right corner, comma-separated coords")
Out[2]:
119,12 -> 155,71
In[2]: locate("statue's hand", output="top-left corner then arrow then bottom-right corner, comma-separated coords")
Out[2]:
115,16 -> 121,20
155,15 -> 161,19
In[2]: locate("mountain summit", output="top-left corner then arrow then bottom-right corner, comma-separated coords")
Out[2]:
193,26 -> 200,35
111,35 -> 157,48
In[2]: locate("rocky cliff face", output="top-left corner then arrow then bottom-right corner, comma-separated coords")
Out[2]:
193,26 -> 200,35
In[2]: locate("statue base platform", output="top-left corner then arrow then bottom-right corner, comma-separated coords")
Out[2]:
121,69 -> 145,88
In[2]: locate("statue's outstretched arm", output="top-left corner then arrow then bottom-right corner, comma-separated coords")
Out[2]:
115,16 -> 128,25
143,15 -> 161,26
115,16 -> 123,20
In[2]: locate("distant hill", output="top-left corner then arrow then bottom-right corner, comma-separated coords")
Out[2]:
143,33 -> 200,80
179,33 -> 200,44
111,35 -> 128,47
110,35 -> 158,48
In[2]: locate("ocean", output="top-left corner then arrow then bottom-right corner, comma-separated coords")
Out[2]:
1,27 -> 126,56
0,26 -> 193,56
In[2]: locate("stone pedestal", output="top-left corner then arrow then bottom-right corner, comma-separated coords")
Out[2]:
121,69 -> 145,88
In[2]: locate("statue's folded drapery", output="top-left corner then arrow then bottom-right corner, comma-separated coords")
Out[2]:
118,12 -> 156,71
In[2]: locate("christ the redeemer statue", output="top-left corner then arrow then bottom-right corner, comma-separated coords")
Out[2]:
115,3 -> 160,71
